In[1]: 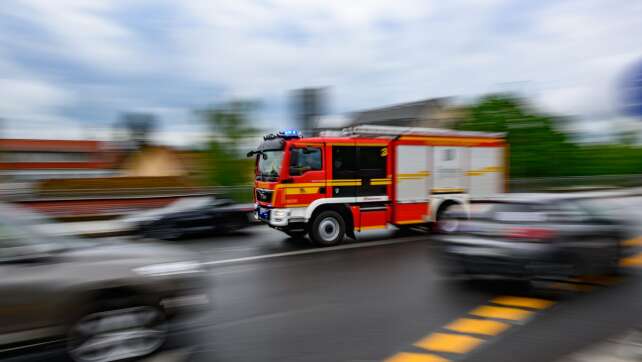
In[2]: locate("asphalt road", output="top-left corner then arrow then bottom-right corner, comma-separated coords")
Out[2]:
9,196 -> 642,362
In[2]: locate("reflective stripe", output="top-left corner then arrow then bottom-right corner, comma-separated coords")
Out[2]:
396,219 -> 425,225
466,166 -> 503,176
285,187 -> 320,195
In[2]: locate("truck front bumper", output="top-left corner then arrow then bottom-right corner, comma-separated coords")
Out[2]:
256,207 -> 306,227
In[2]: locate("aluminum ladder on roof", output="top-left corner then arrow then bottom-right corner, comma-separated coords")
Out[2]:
341,125 -> 504,139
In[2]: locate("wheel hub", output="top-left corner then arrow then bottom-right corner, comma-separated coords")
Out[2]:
68,306 -> 166,362
319,217 -> 340,241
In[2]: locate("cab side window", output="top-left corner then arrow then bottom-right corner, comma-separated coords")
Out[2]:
290,147 -> 322,175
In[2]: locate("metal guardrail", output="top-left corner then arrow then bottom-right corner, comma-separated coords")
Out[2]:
4,174 -> 642,202
509,174 -> 642,192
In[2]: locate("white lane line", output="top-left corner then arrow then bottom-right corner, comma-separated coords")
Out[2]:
203,235 -> 427,266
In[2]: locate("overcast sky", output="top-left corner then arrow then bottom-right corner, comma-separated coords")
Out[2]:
1,0 -> 641,146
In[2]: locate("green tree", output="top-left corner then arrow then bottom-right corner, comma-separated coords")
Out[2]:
198,100 -> 259,201
456,95 -> 579,178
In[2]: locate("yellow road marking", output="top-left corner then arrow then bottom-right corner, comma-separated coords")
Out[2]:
622,236 -> 642,246
490,296 -> 554,310
620,252 -> 642,267
385,352 -> 450,362
469,305 -> 532,321
385,295 -> 555,360
415,333 -> 482,354
445,318 -> 510,336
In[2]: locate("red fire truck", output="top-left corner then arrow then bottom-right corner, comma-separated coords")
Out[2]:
248,125 -> 506,246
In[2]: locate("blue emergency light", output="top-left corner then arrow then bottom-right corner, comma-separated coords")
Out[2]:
277,129 -> 302,139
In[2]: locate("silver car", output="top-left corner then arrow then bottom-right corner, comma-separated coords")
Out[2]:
0,203 -> 210,361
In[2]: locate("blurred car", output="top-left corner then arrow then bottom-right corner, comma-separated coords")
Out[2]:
0,203 -> 210,361
437,194 -> 633,280
121,196 -> 254,240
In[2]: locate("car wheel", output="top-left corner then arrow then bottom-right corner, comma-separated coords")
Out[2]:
309,210 -> 345,247
67,304 -> 167,362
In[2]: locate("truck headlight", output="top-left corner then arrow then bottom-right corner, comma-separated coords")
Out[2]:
134,261 -> 203,277
272,209 -> 290,218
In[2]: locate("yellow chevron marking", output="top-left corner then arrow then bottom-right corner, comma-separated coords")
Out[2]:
385,352 -> 450,362
415,333 -> 482,354
445,318 -> 510,336
490,296 -> 554,310
469,306 -> 532,321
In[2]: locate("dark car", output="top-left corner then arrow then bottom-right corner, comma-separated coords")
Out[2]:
122,196 -> 254,240
437,194 -> 633,280
0,203 -> 210,361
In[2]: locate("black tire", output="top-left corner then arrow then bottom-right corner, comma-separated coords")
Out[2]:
309,210 -> 345,247
433,203 -> 459,234
67,300 -> 167,362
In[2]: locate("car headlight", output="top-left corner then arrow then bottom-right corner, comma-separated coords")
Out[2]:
134,261 -> 204,277
272,209 -> 290,218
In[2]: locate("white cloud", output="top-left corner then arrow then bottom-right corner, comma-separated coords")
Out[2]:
4,0 -> 154,73
1,0 -> 642,143
171,0 -> 642,120
0,51 -> 81,138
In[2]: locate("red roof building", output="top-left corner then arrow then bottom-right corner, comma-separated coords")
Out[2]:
0,139 -> 118,180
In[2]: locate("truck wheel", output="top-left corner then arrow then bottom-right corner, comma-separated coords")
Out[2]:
433,203 -> 459,234
310,210 -> 345,246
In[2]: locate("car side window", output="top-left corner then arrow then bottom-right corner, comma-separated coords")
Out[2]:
0,224 -> 32,260
539,202 -> 589,223
492,203 -> 546,223
290,147 -> 322,175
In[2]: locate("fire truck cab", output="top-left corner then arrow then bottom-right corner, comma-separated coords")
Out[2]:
248,125 -> 506,246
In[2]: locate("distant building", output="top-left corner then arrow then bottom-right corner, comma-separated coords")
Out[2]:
0,139 -> 117,180
120,146 -> 191,177
350,97 -> 463,129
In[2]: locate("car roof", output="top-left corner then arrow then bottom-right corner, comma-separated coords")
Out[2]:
475,193 -> 602,204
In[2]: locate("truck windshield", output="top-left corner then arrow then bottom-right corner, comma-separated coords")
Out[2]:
257,151 -> 284,180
